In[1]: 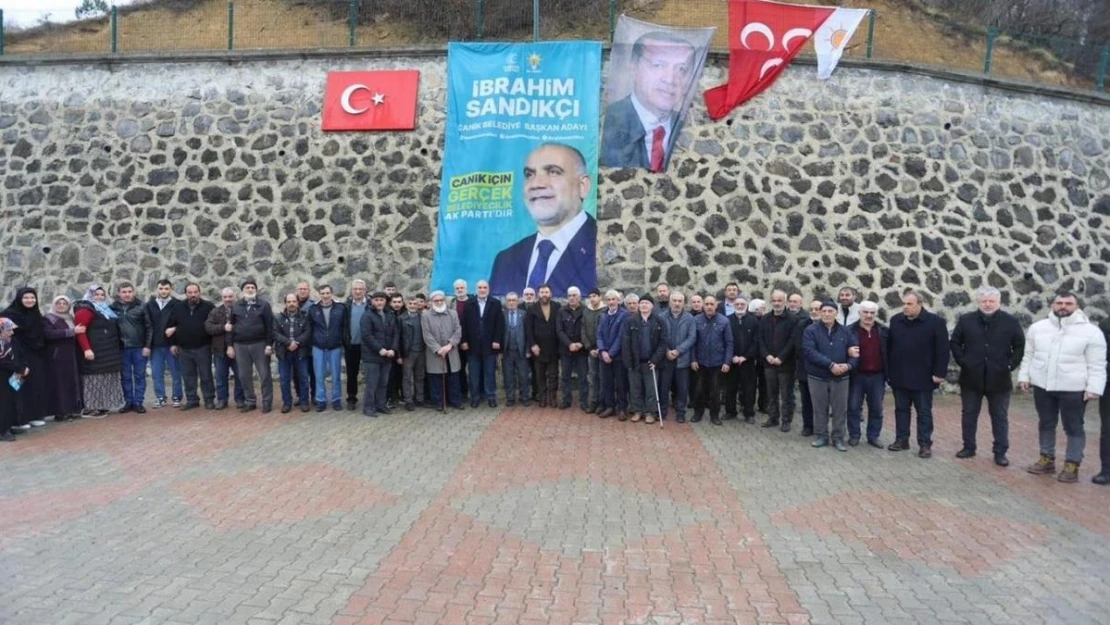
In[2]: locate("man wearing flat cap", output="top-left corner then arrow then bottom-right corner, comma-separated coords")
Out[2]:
228,279 -> 274,413
360,291 -> 401,417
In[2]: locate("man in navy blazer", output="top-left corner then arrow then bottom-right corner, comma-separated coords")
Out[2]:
490,143 -> 596,298
600,31 -> 696,171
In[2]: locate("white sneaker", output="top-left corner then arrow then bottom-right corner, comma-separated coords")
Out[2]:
13,424 -> 30,430
29,420 -> 46,427
172,398 -> 182,408
153,398 -> 166,409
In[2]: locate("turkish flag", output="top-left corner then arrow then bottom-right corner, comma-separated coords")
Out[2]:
322,70 -> 421,131
704,0 -> 833,120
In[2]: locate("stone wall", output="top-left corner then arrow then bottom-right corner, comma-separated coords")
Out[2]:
1,51 -> 1109,323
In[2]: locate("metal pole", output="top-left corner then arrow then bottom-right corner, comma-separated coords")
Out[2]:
865,10 -> 876,59
0,10 -> 5,56
533,0 -> 539,43
476,0 -> 484,39
984,27 -> 998,74
609,0 -> 616,42
348,0 -> 356,47
227,1 -> 234,51
1098,44 -> 1109,92
110,5 -> 118,54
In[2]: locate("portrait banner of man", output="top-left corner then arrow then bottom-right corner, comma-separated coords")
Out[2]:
430,41 -> 603,298
600,16 -> 715,172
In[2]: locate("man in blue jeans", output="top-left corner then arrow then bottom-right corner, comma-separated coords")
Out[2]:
886,290 -> 950,459
308,285 -> 347,412
144,279 -> 183,408
275,293 -> 312,413
205,287 -> 245,410
846,301 -> 890,448
111,282 -> 150,414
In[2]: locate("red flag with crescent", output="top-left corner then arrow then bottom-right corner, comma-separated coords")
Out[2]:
704,0 -> 834,120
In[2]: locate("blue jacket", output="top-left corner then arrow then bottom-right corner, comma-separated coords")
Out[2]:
308,302 -> 348,351
888,309 -> 950,391
596,308 -> 629,359
694,312 -> 733,368
803,321 -> 859,381
662,310 -> 697,368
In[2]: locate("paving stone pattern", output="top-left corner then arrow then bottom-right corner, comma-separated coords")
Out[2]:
0,393 -> 1107,625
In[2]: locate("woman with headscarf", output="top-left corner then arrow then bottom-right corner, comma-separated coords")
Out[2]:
43,295 -> 84,421
73,285 -> 125,417
1,288 -> 50,429
0,317 -> 27,441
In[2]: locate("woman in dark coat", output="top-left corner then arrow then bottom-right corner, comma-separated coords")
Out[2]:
43,295 -> 84,421
73,285 -> 126,416
0,317 -> 27,441
2,287 -> 50,429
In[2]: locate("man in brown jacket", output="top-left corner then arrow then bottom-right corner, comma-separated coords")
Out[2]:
205,287 -> 245,410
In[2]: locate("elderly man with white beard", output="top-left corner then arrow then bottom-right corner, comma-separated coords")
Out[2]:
422,291 -> 464,412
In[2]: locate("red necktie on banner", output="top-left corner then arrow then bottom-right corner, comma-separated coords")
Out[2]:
704,0 -> 834,120
650,126 -> 665,172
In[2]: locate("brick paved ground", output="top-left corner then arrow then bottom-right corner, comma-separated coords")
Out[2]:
1,390 -> 1107,625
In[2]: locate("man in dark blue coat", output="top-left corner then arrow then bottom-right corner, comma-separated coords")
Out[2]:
803,300 -> 859,451
360,292 -> 400,417
886,290 -> 951,458
308,285 -> 348,412
489,143 -> 596,298
462,280 -> 505,408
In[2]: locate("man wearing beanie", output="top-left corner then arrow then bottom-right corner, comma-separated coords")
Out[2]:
802,299 -> 858,451
229,279 -> 274,413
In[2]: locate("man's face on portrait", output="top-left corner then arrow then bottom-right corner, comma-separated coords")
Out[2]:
632,40 -> 694,118
523,145 -> 590,234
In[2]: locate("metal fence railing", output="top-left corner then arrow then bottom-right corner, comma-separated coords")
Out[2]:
0,0 -> 1107,94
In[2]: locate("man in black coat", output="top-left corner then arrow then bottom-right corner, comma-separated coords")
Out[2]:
887,290 -> 951,459
949,287 -> 1025,466
167,283 -> 217,410
360,291 -> 400,417
758,290 -> 798,431
462,280 -> 505,408
725,296 -> 759,422
556,287 -> 589,411
793,299 -> 821,436
525,284 -> 562,408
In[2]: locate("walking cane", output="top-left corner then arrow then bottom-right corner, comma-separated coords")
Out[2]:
651,364 -> 664,429
440,352 -> 448,413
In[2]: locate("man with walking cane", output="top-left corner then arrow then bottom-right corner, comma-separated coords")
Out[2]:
422,291 -> 463,411
622,298 -> 669,425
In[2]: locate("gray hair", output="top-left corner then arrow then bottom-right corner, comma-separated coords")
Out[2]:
902,289 -> 926,304
670,291 -> 686,303
976,287 -> 1001,301
605,289 -> 621,299
221,287 -> 236,297
453,279 -> 467,289
567,286 -> 581,296
624,293 -> 640,305
506,291 -> 519,299
476,279 -> 489,288
523,287 -> 536,295
351,279 -> 367,289
860,301 -> 879,313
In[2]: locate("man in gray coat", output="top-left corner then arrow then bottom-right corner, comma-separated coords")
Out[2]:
659,291 -> 696,423
502,292 -> 531,407
422,290 -> 464,411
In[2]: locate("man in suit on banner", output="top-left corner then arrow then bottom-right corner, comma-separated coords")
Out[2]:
490,142 -> 597,298
600,31 -> 696,172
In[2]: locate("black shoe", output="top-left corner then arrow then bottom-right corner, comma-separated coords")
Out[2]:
379,407 -> 393,415
676,415 -> 686,424
240,404 -> 255,413
452,404 -> 465,411
867,438 -> 883,448
316,403 -> 326,412
956,448 -> 976,459
1093,472 -> 1110,485
559,402 -> 571,410
506,400 -> 516,408
347,400 -> 357,411
710,415 -> 722,426
332,402 -> 342,411
261,405 -> 272,414
181,403 -> 200,411
363,410 -> 378,418
995,454 -> 1010,467
1,432 -> 14,442
134,405 -> 147,414
918,444 -> 932,459
888,439 -> 910,451
581,405 -> 592,414
801,427 -> 813,437
723,413 -> 736,421
488,399 -> 498,408
690,412 -> 703,423
470,400 -> 481,408
118,405 -> 133,414
521,401 -> 532,408
281,404 -> 292,414
744,415 -> 755,424
761,418 -> 779,428
214,401 -> 227,410
848,437 -> 860,446
780,421 -> 791,433
300,403 -> 310,413
405,403 -> 415,411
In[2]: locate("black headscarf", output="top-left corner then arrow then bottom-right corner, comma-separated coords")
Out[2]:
2,287 -> 46,351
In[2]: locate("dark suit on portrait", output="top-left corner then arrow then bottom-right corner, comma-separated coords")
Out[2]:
599,95 -> 681,170
489,214 -> 597,298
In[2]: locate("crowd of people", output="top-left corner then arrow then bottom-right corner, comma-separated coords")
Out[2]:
0,279 -> 1107,486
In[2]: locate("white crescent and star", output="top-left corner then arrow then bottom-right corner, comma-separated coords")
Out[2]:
740,22 -> 816,81
340,83 -> 386,115
759,58 -> 784,80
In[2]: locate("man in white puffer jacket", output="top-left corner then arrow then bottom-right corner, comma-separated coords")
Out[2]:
1018,292 -> 1107,483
